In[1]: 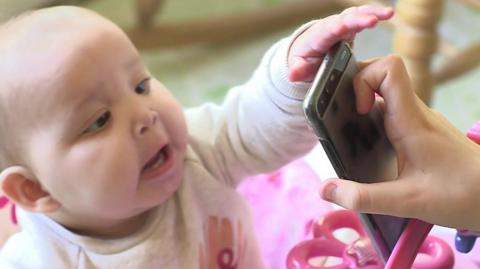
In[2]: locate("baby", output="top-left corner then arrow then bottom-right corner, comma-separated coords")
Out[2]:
0,5 -> 392,268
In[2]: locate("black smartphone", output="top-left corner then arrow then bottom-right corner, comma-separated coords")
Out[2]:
303,41 -> 408,263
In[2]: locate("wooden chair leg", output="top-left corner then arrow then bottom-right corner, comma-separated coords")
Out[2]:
393,0 -> 444,104
434,41 -> 480,85
136,0 -> 165,29
456,0 -> 480,9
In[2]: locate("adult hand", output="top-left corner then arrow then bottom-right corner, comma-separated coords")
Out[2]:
319,56 -> 480,231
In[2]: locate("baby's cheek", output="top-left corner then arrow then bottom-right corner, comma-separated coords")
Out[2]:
100,153 -> 139,188
167,108 -> 188,150
72,147 -> 136,193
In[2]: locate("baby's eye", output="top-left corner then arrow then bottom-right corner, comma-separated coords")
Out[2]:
135,78 -> 150,95
83,111 -> 111,134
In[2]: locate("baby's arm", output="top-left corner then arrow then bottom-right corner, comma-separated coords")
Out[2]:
187,5 -> 393,186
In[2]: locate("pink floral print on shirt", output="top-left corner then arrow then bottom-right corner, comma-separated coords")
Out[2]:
0,195 -> 17,225
199,216 -> 246,269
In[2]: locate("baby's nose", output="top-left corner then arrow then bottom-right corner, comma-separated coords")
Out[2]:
134,108 -> 158,136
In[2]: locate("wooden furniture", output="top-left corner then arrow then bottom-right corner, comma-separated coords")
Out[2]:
393,0 -> 443,103
394,0 -> 480,103
129,0 -> 343,49
130,0 -> 480,105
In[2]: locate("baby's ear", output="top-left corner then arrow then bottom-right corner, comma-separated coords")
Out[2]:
0,166 -> 60,213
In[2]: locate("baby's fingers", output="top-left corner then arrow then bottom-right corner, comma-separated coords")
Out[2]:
288,5 -> 393,82
301,5 -> 393,57
338,5 -> 394,37
288,56 -> 323,82
343,5 -> 395,20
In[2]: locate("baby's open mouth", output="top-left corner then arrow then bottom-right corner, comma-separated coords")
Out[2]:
142,146 -> 167,172
142,145 -> 174,180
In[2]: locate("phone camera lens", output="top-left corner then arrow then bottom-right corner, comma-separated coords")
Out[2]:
318,91 -> 330,117
325,85 -> 333,95
326,74 -> 336,94
326,70 -> 342,95
319,95 -> 327,106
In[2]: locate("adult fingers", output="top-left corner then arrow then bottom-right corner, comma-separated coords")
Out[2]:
319,177 -> 423,218
353,55 -> 416,118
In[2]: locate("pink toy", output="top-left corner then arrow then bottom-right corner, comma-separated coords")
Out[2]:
238,159 -> 333,269
466,121 -> 480,143
287,210 -> 454,269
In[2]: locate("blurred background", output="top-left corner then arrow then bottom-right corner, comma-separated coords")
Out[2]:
1,0 -> 479,131
0,0 -> 480,267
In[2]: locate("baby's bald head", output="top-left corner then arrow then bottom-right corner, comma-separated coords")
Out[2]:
0,6 -> 131,170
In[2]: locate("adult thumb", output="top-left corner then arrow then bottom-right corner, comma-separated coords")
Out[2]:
319,178 -> 416,218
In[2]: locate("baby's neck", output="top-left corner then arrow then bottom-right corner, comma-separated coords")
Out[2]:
50,210 -> 152,239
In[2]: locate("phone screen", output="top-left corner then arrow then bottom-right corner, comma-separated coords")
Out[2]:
304,42 -> 408,262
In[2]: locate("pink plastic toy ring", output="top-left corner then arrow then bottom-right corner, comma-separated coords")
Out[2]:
286,210 -> 454,269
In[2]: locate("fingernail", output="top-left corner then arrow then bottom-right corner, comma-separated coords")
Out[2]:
323,183 -> 337,201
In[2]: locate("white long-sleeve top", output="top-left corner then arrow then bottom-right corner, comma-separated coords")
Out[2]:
0,24 -> 318,269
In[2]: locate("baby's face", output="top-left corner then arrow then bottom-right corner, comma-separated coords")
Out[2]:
8,11 -> 188,222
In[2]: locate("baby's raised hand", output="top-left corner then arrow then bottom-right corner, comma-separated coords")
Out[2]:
288,5 -> 394,82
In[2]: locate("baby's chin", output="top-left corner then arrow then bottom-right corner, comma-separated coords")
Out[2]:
136,167 -> 184,209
